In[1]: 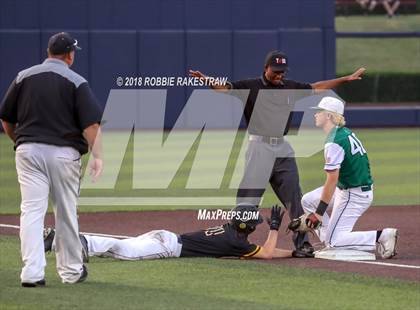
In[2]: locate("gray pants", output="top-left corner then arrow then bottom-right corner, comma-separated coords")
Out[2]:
237,139 -> 309,249
16,143 -> 84,283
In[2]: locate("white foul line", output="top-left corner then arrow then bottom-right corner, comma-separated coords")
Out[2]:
349,260 -> 420,269
1,223 -> 420,270
0,223 -> 132,239
0,224 -> 20,230
77,196 -> 260,206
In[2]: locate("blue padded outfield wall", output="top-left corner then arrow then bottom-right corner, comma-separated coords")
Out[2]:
0,0 -> 336,128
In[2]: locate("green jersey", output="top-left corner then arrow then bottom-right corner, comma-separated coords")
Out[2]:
324,127 -> 373,189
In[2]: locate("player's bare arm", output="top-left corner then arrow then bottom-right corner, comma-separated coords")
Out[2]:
271,248 -> 293,258
83,123 -> 103,182
189,70 -> 230,91
307,169 -> 340,228
313,169 -> 340,220
311,67 -> 366,92
320,169 -> 340,205
253,205 -> 290,259
0,120 -> 16,142
253,231 -> 293,259
253,230 -> 279,259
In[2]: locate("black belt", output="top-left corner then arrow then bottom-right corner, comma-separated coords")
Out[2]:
177,234 -> 183,245
338,184 -> 372,192
249,135 -> 284,145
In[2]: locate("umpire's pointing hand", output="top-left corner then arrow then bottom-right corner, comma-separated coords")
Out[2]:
189,70 -> 207,81
347,67 -> 366,81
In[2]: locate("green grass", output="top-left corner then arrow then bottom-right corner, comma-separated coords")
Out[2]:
336,15 -> 420,32
0,235 -> 419,310
0,128 -> 419,214
335,15 -> 420,73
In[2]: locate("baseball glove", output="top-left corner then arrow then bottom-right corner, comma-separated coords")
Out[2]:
287,213 -> 321,233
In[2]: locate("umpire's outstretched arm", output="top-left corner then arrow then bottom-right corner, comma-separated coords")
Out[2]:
189,70 -> 231,91
311,67 -> 366,92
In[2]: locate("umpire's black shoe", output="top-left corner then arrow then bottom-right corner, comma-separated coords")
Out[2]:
292,242 -> 315,258
80,234 -> 89,263
303,242 -> 315,253
44,227 -> 55,252
21,279 -> 46,288
76,265 -> 88,283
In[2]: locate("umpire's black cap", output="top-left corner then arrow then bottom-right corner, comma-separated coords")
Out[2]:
265,50 -> 289,72
48,32 -> 81,55
230,204 -> 263,234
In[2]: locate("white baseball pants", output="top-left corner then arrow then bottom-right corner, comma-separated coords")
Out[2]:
302,186 -> 377,251
84,230 -> 182,260
16,143 -> 84,283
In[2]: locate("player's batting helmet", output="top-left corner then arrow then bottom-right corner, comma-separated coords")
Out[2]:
230,204 -> 263,234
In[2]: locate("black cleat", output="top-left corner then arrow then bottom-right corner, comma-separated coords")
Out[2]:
76,265 -> 88,283
80,235 -> 89,263
302,242 -> 314,253
43,228 -> 55,252
21,279 -> 46,287
292,242 -> 315,258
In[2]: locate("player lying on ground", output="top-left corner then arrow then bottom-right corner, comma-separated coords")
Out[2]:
288,97 -> 398,259
44,204 -> 307,261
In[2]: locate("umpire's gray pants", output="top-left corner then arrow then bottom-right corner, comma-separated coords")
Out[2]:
16,143 -> 84,283
237,139 -> 309,248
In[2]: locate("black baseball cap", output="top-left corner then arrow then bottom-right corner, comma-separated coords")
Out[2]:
264,50 -> 289,72
47,32 -> 81,55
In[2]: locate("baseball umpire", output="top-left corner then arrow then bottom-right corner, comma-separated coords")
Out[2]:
0,32 -> 103,286
44,205 -> 299,261
190,50 -> 365,257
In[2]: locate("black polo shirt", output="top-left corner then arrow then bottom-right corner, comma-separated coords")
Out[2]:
180,223 -> 261,258
0,58 -> 102,155
229,74 -> 312,137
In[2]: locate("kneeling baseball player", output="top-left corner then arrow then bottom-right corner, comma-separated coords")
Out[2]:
288,97 -> 398,259
44,204 -> 305,261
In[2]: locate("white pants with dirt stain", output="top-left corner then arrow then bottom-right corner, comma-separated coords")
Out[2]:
301,186 -> 377,251
84,230 -> 182,260
16,143 -> 84,283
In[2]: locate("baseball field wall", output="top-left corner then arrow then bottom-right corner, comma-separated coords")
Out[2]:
0,0 -> 335,127
1,1 -> 418,127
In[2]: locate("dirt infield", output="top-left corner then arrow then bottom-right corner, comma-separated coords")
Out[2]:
1,205 -> 419,282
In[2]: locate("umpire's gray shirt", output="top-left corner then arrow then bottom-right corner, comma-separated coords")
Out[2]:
0,58 -> 102,154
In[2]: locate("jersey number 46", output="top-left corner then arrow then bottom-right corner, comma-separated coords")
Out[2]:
348,133 -> 367,156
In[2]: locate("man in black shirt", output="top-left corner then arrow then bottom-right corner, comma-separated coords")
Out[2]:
0,32 -> 103,286
189,51 -> 365,257
44,205 -> 297,261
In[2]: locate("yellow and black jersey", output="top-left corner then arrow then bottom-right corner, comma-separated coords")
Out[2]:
180,223 -> 260,258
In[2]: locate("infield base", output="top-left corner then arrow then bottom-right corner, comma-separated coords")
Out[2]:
315,248 -> 376,261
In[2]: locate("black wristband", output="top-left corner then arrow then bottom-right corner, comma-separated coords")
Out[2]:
315,201 -> 328,216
